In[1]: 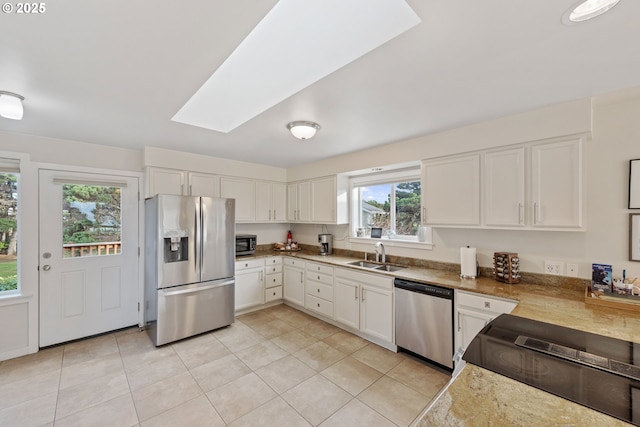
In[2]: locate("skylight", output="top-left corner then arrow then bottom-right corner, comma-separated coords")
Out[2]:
171,0 -> 421,133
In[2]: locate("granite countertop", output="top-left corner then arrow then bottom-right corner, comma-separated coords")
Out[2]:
242,251 -> 640,426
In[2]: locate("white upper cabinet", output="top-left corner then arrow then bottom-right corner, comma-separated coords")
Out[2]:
422,154 -> 481,226
531,138 -> 583,228
311,176 -> 348,224
311,176 -> 337,223
146,167 -> 220,198
220,177 -> 255,222
256,181 -> 287,222
484,147 -> 525,227
146,167 -> 186,197
298,181 -> 311,222
187,172 -> 220,197
421,136 -> 585,230
289,177 -> 346,224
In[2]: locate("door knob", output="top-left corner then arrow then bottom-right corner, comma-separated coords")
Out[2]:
42,265 -> 51,271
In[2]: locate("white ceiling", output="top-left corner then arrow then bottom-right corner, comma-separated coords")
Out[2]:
1,1 -> 640,169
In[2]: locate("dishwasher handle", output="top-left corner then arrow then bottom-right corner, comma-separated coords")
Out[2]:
394,278 -> 453,299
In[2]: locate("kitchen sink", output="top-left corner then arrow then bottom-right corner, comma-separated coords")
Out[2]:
346,261 -> 381,269
345,261 -> 406,272
374,264 -> 406,272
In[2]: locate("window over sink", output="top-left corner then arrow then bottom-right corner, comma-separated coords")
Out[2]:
350,168 -> 423,242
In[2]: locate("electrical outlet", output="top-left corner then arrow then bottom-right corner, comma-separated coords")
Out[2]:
566,263 -> 579,277
545,260 -> 564,276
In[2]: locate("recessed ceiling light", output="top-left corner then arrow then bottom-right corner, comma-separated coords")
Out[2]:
563,0 -> 621,24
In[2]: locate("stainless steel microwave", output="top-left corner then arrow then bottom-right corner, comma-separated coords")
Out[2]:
235,234 -> 257,256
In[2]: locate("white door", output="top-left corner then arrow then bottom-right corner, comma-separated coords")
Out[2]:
39,170 -> 140,347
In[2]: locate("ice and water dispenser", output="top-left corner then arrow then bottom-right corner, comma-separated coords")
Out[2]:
163,231 -> 188,263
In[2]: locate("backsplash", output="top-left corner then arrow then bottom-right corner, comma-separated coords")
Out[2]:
259,243 -> 588,291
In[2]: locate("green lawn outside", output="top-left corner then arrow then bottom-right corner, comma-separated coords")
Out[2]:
0,260 -> 17,292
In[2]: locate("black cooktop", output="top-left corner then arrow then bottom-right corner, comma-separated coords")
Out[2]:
463,314 -> 640,425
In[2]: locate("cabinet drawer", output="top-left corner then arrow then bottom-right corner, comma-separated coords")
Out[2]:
456,290 -> 517,314
264,256 -> 282,266
235,258 -> 263,270
265,286 -> 283,302
306,281 -> 333,301
334,267 -> 392,290
265,264 -> 283,274
305,294 -> 334,318
306,262 -> 334,276
265,272 -> 282,288
305,271 -> 333,286
284,258 -> 305,268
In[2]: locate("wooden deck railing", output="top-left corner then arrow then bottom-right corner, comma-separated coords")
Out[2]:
63,242 -> 122,257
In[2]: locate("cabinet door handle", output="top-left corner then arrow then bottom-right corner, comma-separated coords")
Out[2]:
354,286 -> 358,300
361,288 -> 365,302
518,203 -> 523,224
273,210 -> 277,220
300,272 -> 303,283
457,312 -> 461,332
189,184 -> 193,196
317,288 -> 320,293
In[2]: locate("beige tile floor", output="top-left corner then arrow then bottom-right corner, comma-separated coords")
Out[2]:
0,304 -> 450,427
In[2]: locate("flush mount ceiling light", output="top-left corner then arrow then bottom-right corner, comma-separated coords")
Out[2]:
287,121 -> 320,140
563,0 -> 621,24
0,91 -> 25,120
172,0 -> 420,133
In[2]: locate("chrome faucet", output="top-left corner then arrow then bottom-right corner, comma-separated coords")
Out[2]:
375,242 -> 385,264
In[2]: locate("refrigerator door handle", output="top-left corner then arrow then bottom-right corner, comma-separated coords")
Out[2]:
162,279 -> 235,296
194,198 -> 202,278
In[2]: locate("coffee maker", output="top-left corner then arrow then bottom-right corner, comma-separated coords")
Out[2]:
318,234 -> 333,256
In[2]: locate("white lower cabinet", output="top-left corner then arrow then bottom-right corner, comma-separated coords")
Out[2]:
283,257 -> 305,307
334,267 -> 394,344
455,290 -> 517,352
305,262 -> 334,318
264,256 -> 283,303
235,259 -> 264,311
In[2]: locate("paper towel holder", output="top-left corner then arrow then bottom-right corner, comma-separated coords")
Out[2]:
460,246 -> 478,279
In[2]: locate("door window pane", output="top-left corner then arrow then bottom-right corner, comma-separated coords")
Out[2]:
62,184 -> 122,258
0,173 -> 18,293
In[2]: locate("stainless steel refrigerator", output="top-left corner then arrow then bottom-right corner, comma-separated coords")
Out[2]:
145,195 -> 235,346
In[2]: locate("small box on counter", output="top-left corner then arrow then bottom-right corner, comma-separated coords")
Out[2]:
591,263 -> 613,293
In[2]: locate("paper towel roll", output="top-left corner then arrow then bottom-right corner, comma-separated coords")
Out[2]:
460,246 -> 477,278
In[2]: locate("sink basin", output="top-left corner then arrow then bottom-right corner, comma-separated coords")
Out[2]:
374,265 -> 406,272
345,261 -> 406,272
346,261 -> 381,269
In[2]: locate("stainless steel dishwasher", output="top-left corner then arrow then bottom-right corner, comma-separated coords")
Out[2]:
394,278 -> 454,370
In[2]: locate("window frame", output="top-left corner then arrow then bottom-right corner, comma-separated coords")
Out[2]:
0,160 -> 20,296
349,168 -> 429,244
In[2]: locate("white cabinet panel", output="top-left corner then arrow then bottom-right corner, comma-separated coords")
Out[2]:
422,155 -> 481,226
455,290 -> 517,352
531,138 -> 583,228
146,167 -> 185,197
333,267 -> 393,345
235,266 -> 263,311
360,285 -> 393,343
283,259 -> 305,307
334,277 -> 360,330
484,148 -> 525,227
187,172 -> 220,197
220,177 -> 255,222
311,176 -> 336,223
256,181 -> 287,223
